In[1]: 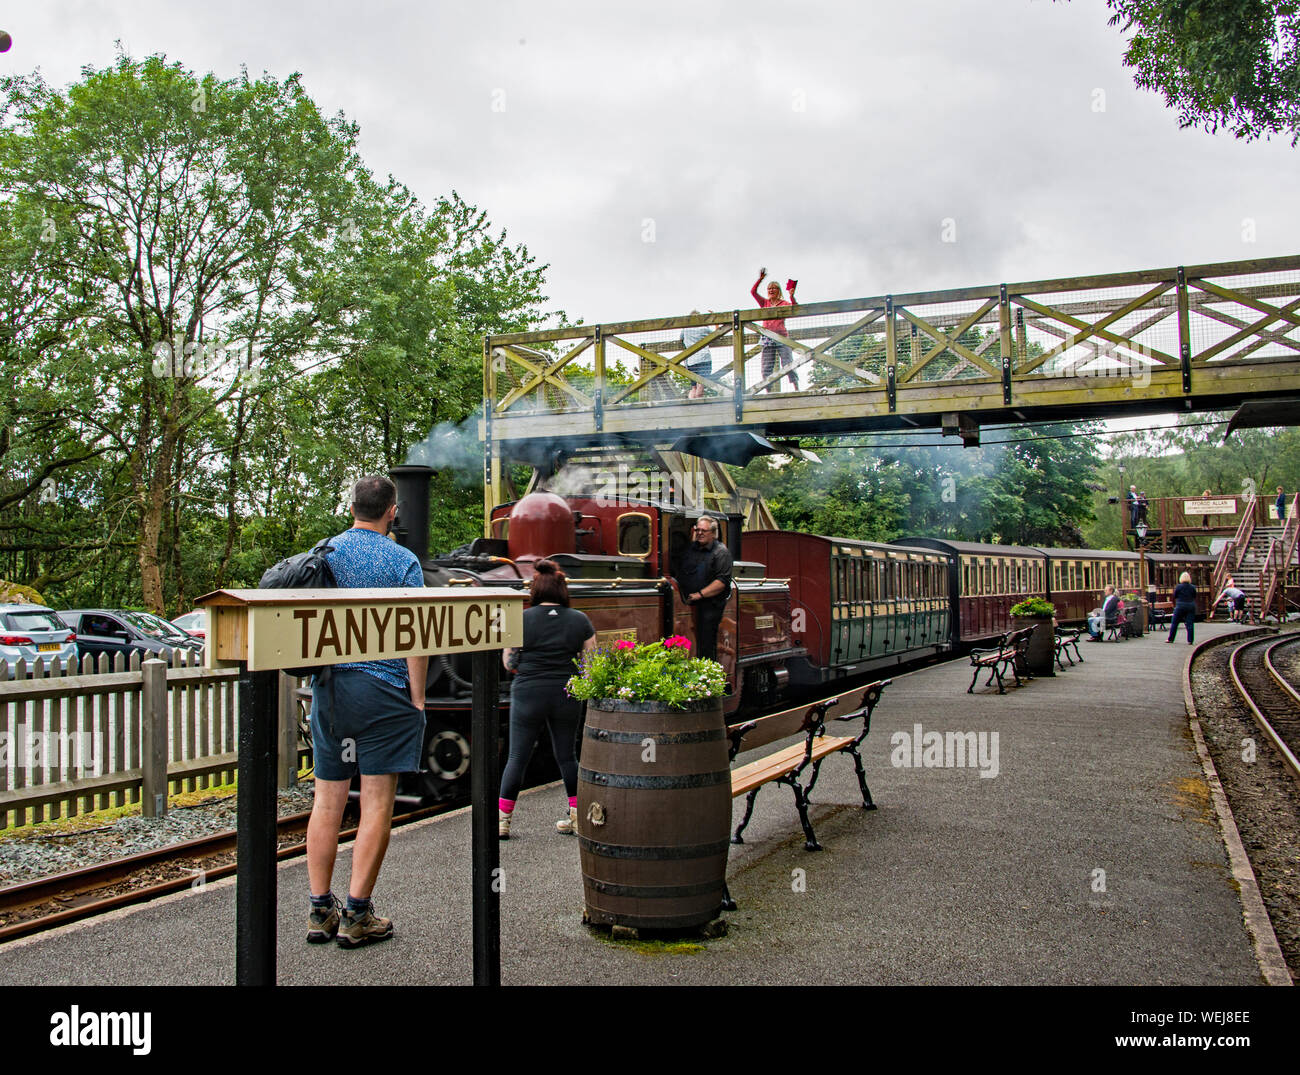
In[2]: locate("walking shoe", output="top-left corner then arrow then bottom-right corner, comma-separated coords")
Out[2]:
499,809 -> 512,840
556,806 -> 578,835
336,904 -> 393,949
306,895 -> 341,944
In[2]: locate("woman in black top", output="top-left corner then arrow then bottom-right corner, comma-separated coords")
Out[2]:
1167,572 -> 1198,645
498,560 -> 596,839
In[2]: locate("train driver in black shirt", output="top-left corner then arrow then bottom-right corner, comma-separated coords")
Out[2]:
675,516 -> 733,663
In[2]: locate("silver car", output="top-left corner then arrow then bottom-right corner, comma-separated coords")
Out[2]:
0,603 -> 79,677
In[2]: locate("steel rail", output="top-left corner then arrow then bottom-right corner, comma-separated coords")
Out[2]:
0,802 -> 448,944
1227,635 -> 1300,785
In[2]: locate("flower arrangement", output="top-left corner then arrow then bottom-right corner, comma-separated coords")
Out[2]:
566,635 -> 727,707
1009,596 -> 1056,617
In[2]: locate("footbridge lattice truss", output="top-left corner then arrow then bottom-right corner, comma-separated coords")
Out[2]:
481,254 -> 1300,514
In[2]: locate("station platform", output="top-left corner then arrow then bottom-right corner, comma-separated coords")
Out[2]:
0,622 -> 1275,986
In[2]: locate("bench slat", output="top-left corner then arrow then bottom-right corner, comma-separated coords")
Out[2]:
731,736 -> 854,797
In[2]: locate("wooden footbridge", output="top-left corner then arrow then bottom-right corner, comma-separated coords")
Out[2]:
481,254 -> 1300,517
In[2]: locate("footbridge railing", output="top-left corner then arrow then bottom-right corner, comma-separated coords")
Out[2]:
485,254 -> 1300,453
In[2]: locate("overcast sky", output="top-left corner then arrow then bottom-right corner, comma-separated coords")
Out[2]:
7,0 -> 1296,328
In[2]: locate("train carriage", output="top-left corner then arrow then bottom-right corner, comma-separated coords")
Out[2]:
744,531 -> 950,685
1036,548 -> 1141,623
891,538 -> 1048,646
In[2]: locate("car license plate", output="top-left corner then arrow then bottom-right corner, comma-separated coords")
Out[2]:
38,643 -> 61,652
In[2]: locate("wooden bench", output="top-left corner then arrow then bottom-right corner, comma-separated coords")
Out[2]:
1054,626 -> 1083,668
1148,601 -> 1172,633
725,679 -> 890,854
967,627 -> 1033,695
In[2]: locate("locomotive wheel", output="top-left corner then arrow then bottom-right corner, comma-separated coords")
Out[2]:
414,719 -> 471,801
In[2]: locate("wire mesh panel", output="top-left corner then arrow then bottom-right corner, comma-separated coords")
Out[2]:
1010,279 -> 1180,385
1186,267 -> 1300,365
893,295 -> 1003,385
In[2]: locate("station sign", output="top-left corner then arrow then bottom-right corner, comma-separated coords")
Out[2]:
1183,498 -> 1236,516
194,587 -> 524,671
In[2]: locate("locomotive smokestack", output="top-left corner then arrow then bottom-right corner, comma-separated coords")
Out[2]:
389,464 -> 434,561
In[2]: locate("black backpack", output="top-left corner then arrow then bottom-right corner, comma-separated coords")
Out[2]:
259,537 -> 337,677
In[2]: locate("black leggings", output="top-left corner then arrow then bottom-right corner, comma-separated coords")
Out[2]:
1168,603 -> 1196,643
499,678 -> 582,801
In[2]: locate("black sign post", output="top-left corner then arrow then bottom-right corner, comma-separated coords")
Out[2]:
236,665 -> 279,986
470,650 -> 502,986
201,588 -> 522,988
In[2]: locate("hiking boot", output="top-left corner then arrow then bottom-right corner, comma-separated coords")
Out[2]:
499,810 -> 512,839
306,895 -> 341,944
556,806 -> 578,835
336,904 -> 393,949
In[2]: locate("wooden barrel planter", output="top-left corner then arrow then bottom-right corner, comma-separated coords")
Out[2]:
576,697 -> 731,931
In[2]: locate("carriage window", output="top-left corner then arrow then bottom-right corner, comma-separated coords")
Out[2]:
1083,565 -> 1092,590
617,513 -> 652,557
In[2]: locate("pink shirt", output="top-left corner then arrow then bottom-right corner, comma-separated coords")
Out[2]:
751,277 -> 796,336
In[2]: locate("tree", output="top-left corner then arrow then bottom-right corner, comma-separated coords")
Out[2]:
1,55 -> 367,611
1074,0 -> 1300,143
735,422 -> 1103,547
1,54 -> 558,613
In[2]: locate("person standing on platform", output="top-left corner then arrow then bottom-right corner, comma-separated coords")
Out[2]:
1167,571 -> 1198,644
675,516 -> 733,662
750,267 -> 800,392
1127,485 -> 1139,529
306,475 -> 427,948
1278,486 -> 1289,521
498,560 -> 596,840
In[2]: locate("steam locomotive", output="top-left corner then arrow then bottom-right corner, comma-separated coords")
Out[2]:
387,465 -> 1214,802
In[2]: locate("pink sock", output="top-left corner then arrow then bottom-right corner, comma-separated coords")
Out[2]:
568,796 -> 578,809
498,798 -> 515,813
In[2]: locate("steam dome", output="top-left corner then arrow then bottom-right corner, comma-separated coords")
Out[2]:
508,492 -> 575,560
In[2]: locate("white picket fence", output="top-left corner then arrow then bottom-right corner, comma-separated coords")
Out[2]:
0,650 -> 309,829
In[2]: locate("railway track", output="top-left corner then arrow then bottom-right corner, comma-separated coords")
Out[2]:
0,801 -> 451,944
1227,634 -> 1300,784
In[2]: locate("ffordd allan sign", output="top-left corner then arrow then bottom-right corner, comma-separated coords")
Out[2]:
196,587 -> 524,671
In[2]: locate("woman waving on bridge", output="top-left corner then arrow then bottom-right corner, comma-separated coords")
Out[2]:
750,267 -> 800,392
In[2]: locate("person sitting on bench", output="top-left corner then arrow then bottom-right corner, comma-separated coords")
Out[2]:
1086,585 -> 1119,641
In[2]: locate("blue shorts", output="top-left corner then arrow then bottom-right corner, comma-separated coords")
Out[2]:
310,668 -> 425,780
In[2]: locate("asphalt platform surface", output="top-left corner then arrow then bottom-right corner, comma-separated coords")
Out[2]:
0,622 -> 1268,986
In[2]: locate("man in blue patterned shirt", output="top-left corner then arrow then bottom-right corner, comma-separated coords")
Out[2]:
305,474 -> 427,948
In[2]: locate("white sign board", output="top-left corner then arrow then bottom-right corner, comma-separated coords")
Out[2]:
197,588 -> 524,672
1183,498 -> 1236,516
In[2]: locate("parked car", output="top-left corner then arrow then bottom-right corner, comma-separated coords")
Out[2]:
172,610 -> 206,639
0,603 -> 79,676
56,608 -> 204,664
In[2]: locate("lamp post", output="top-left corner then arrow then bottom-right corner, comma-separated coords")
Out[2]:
1117,464 -> 1127,549
1136,521 -> 1148,617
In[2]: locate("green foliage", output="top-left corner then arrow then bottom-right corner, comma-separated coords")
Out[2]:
0,54 -> 555,614
737,422 -> 1102,547
1082,414 -> 1300,549
565,637 -> 727,708
1070,0 -> 1300,143
1010,597 -> 1056,617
